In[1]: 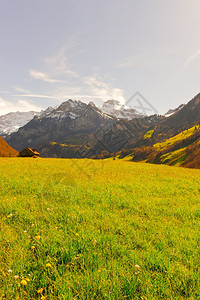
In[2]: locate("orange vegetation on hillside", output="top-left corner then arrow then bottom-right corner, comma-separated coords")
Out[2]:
0,136 -> 18,157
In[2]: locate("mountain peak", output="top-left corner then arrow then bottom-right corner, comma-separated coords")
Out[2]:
102,99 -> 143,120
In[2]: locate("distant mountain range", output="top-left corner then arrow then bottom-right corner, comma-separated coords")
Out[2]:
5,99 -> 162,157
0,99 -> 143,136
0,111 -> 39,136
0,99 -> 182,137
3,94 -> 200,169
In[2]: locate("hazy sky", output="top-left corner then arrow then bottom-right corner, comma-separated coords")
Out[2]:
1,0 -> 200,115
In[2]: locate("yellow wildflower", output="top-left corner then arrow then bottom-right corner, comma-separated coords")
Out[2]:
37,288 -> 44,294
34,235 -> 41,240
45,263 -> 51,268
31,246 -> 35,250
21,279 -> 27,286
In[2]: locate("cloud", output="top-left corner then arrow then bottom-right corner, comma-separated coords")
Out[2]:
12,94 -> 57,99
44,45 -> 79,78
83,76 -> 126,104
0,91 -> 9,94
29,70 -> 64,83
116,47 -> 179,69
0,97 -> 42,116
14,87 -> 31,93
181,50 -> 200,71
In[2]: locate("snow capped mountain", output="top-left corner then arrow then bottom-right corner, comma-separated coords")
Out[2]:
102,100 -> 143,120
40,100 -> 88,120
39,99 -> 113,120
0,98 -> 144,137
0,100 -> 115,137
0,111 -> 40,135
165,104 -> 185,117
6,99 -> 116,151
40,106 -> 54,117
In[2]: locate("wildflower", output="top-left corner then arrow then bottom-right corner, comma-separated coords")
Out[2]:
41,296 -> 46,300
14,275 -> 19,280
8,269 -> 12,273
45,263 -> 51,268
98,269 -> 101,273
47,208 -> 50,211
34,235 -> 41,240
37,288 -> 44,294
24,230 -> 27,233
75,233 -> 79,236
135,265 -> 140,274
31,224 -> 34,226
31,246 -> 35,250
135,265 -> 140,269
7,214 -> 12,218
93,239 -> 97,245
21,279 -> 27,286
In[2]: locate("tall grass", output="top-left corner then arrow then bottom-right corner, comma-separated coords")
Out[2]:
0,158 -> 199,299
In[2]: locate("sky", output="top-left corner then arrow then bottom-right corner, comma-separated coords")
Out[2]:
1,0 -> 200,115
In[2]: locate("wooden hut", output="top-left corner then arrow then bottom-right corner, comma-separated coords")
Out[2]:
19,147 -> 40,158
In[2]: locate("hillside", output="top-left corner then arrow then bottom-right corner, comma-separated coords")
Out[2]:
116,93 -> 200,169
120,124 -> 200,168
0,136 -> 18,157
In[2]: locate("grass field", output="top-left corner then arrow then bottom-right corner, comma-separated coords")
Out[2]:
0,158 -> 200,299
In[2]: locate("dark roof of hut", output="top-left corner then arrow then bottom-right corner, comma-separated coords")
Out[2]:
19,147 -> 40,157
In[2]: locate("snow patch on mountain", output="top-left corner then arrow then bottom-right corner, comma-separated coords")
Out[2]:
0,111 -> 40,135
102,100 -> 143,120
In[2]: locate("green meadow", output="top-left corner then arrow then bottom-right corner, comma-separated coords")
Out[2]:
0,158 -> 200,299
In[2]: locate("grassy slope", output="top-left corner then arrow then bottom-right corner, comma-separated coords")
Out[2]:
0,136 -> 18,157
127,125 -> 200,168
153,125 -> 199,151
0,158 -> 200,299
